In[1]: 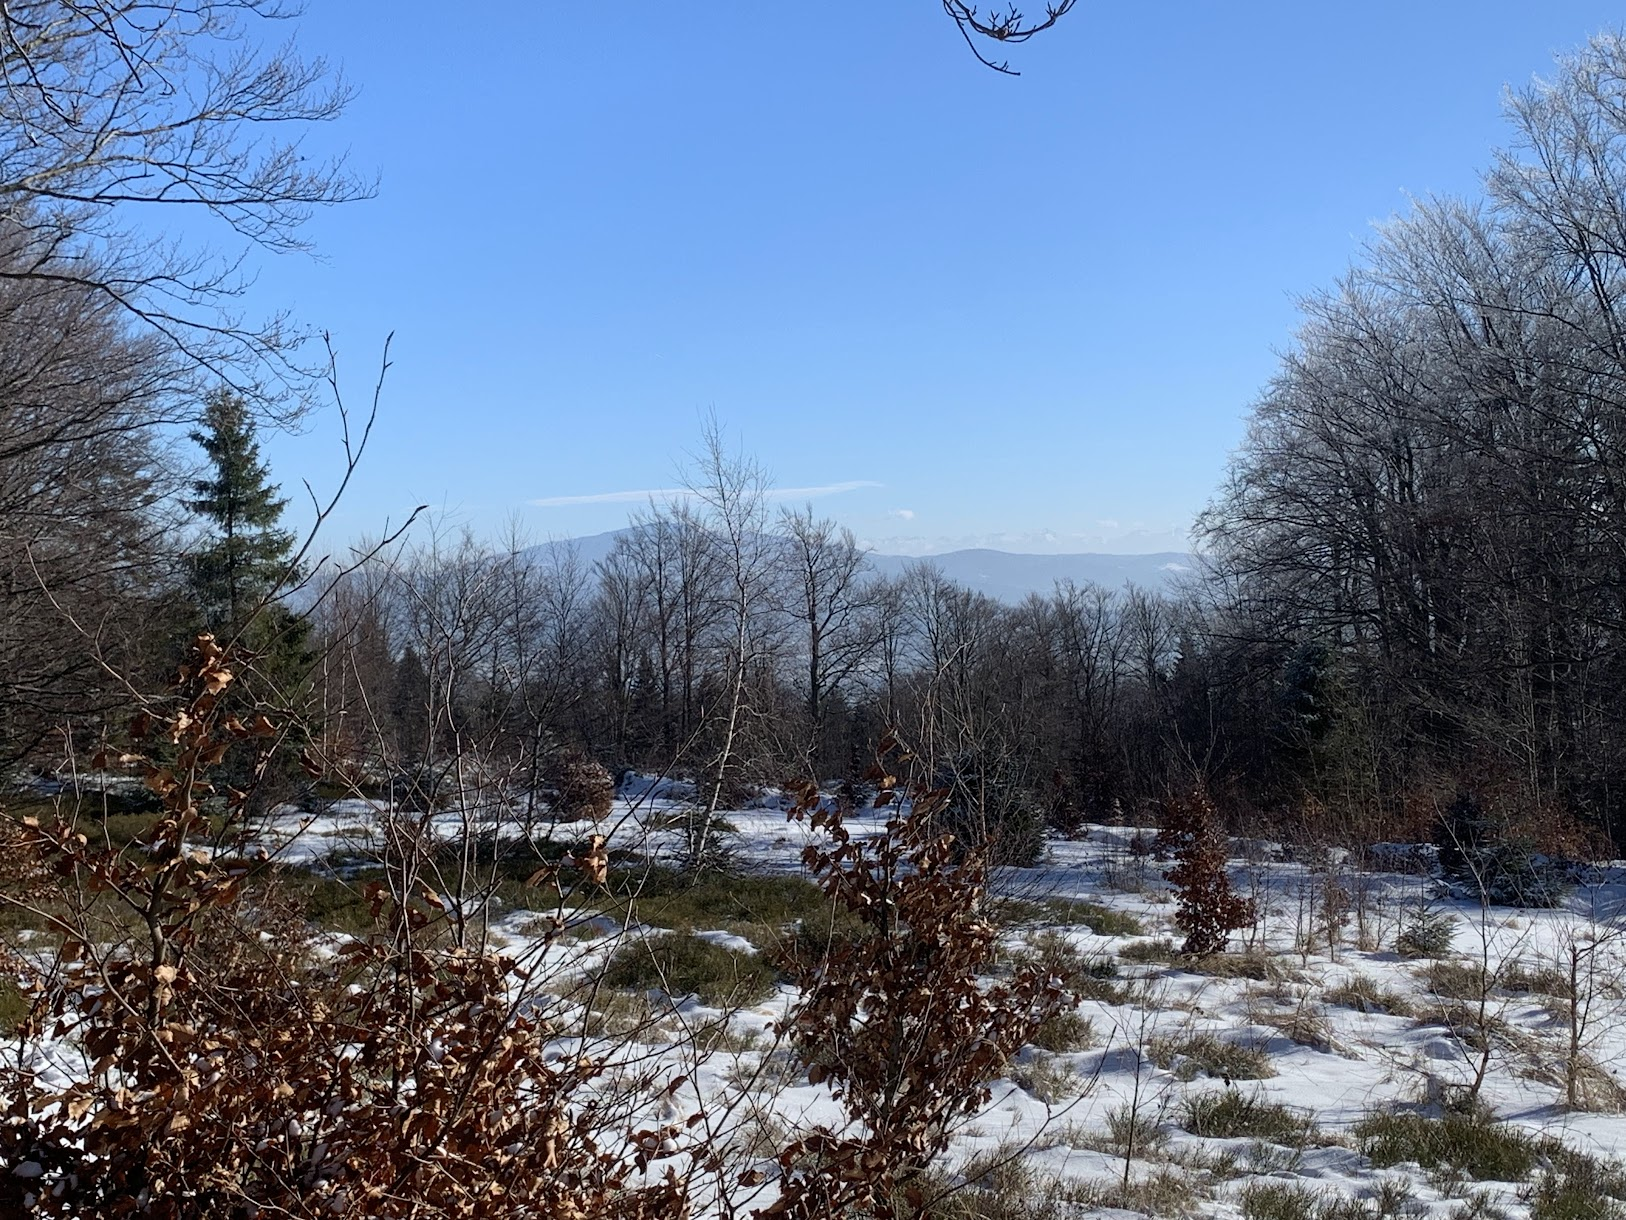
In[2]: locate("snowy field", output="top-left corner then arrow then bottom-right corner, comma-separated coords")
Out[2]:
13,774 -> 1626,1217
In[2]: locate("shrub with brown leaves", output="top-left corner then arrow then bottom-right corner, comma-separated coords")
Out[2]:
1158,787 -> 1256,957
549,748 -> 616,822
0,636 -> 694,1219
759,741 -> 1066,1219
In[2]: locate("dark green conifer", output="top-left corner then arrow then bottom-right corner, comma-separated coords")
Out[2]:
187,389 -> 296,629
185,389 -> 313,815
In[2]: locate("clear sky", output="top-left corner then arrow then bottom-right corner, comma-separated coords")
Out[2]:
248,2 -> 1626,556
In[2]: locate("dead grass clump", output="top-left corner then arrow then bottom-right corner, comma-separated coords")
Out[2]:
1028,1008 -> 1098,1053
1105,1101 -> 1168,1152
1117,936 -> 1280,982
1192,951 -> 1283,981
1418,960 -> 1489,1000
1008,1051 -> 1083,1104
1411,1001 -> 1508,1053
1501,960 -> 1575,1000
1561,1055 -> 1626,1114
1066,1169 -> 1200,1216
1012,929 -> 1124,1001
1254,1000 -> 1340,1053
1324,974 -> 1414,1017
933,1153 -> 1198,1220
690,1021 -> 767,1055
575,988 -> 665,1040
721,1047 -> 805,1091
1148,1031 -> 1276,1081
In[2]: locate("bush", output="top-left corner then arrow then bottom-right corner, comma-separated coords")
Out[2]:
1159,788 -> 1256,956
602,931 -> 778,1007
767,761 -> 1068,1216
548,748 -> 615,821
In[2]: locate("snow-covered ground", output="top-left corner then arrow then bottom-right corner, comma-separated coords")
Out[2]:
16,777 -> 1626,1216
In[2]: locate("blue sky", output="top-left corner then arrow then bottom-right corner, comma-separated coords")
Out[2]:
248,2 -> 1626,555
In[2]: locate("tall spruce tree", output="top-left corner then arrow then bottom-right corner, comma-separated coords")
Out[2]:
188,389 -> 295,629
185,389 -> 316,816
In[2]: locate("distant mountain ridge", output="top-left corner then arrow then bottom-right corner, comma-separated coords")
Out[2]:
529,530 -> 1196,603
862,548 -> 1196,602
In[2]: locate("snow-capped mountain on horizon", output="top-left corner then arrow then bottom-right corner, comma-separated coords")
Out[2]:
527,529 -> 1197,603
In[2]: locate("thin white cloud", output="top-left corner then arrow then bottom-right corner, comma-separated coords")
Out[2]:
774,479 -> 883,499
530,479 -> 881,508
529,487 -> 686,507
889,508 -> 917,521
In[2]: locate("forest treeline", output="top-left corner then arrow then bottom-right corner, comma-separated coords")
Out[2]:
14,30 -> 1626,857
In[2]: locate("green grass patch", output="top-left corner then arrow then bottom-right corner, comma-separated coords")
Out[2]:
1239,1181 -> 1321,1220
256,865 -> 385,935
602,931 -> 778,1007
0,976 -> 29,1031
1182,1090 -> 1311,1143
1355,1112 -> 1539,1182
1120,936 -> 1179,964
1526,1146 -> 1626,1220
996,896 -> 1145,937
601,866 -> 832,951
1029,1009 -> 1097,1053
